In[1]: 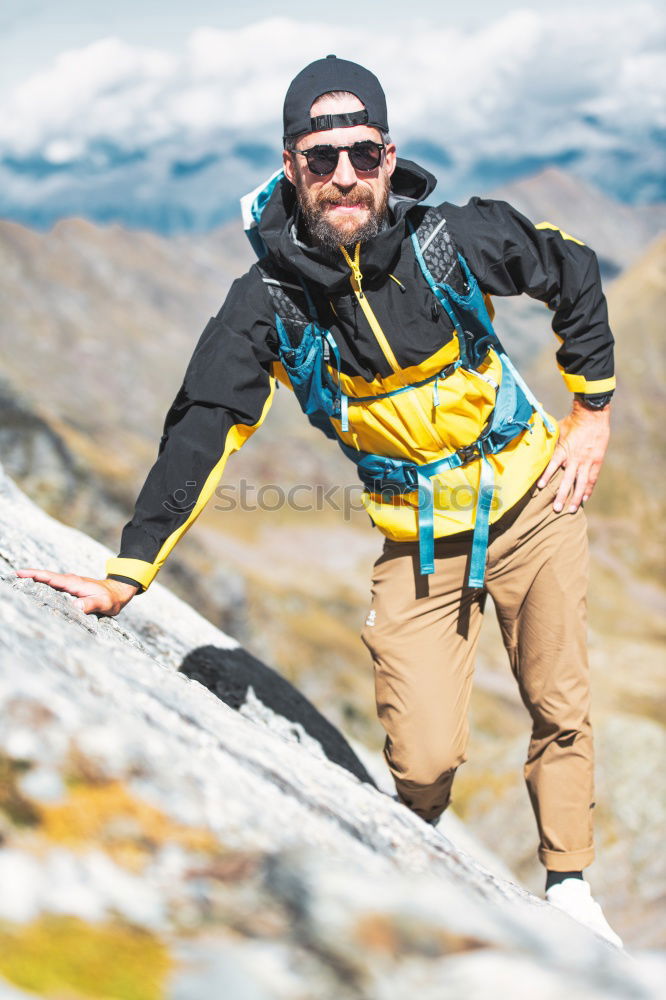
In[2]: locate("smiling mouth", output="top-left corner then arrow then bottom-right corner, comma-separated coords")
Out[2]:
324,201 -> 370,212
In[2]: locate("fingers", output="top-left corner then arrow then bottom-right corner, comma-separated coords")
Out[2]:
16,568 -> 61,584
553,462 -> 577,513
54,578 -> 100,599
581,464 -> 600,504
74,595 -> 108,616
537,446 -> 565,489
554,461 -> 600,513
16,569 -> 77,591
16,569 -> 92,593
569,465 -> 590,514
17,569 -> 123,616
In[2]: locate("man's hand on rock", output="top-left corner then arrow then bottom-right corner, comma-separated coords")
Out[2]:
15,570 -> 139,616
537,398 -> 611,513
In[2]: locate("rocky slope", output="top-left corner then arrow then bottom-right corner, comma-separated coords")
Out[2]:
0,461 -> 663,1000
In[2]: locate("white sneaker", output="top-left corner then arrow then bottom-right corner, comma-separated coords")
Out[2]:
546,878 -> 623,949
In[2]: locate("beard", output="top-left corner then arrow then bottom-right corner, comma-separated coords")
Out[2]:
294,170 -> 391,251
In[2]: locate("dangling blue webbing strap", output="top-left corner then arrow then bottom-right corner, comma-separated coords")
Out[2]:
412,443 -> 495,585
468,453 -> 495,588
414,470 -> 438,576
339,391 -> 349,432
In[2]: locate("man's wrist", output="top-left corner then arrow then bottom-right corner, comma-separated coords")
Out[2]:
574,391 -> 613,411
106,574 -> 143,594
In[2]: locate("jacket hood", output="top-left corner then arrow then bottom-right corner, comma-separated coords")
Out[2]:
258,157 -> 437,293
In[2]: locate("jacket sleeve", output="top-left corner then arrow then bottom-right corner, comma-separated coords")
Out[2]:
445,197 -> 615,398
105,269 -> 277,593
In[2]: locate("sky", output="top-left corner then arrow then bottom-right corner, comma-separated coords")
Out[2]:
0,0 -> 646,97
0,1 -> 663,230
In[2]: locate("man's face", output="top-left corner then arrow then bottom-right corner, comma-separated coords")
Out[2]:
283,93 -> 397,251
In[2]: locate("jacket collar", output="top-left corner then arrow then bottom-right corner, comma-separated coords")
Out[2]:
258,158 -> 437,294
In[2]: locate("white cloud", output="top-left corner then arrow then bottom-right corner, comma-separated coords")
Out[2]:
0,6 -> 663,227
1,8 -> 663,150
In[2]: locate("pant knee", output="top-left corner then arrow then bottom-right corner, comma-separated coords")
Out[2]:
393,760 -> 460,822
385,739 -> 466,789
532,713 -> 592,745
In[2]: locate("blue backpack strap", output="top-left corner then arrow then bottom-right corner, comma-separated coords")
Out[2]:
241,168 -> 284,259
410,210 -> 505,369
320,325 -> 349,430
291,272 -> 350,429
259,260 -> 310,347
467,452 -> 495,588
408,217 -> 471,368
415,441 -> 491,583
413,446 -> 495,585
353,422 -> 511,586
413,208 -> 461,287
498,352 -> 556,434
259,261 -> 351,431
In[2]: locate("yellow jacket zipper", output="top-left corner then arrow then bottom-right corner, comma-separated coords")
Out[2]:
339,242 -> 447,452
339,243 -> 403,376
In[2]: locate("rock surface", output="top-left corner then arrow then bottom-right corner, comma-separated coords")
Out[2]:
0,462 -> 663,999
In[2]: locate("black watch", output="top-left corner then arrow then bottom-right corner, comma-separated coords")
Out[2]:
574,392 -> 613,410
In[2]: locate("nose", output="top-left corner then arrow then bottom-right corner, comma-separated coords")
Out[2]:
330,149 -> 357,187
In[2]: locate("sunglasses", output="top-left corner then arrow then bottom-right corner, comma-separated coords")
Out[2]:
294,140 -> 385,176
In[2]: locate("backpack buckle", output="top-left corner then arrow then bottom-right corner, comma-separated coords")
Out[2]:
458,442 -> 482,465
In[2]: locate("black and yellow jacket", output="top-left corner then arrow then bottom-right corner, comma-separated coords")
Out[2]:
106,159 -> 614,593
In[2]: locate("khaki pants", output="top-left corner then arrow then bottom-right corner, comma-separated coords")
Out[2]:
361,466 -> 595,871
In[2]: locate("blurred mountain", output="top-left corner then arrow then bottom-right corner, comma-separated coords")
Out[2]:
488,168 -> 666,280
483,169 -> 666,368
3,133 -> 664,236
0,216 -> 250,450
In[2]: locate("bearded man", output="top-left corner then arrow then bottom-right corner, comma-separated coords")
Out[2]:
18,55 -> 620,947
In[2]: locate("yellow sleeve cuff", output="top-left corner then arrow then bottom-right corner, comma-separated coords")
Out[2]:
559,370 -> 616,394
105,557 -> 159,591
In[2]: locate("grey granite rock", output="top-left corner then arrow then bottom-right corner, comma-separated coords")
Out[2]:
0,461 -> 660,998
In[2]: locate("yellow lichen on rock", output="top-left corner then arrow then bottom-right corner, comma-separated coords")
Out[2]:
0,915 -> 170,1000
39,780 -> 218,868
0,752 -> 40,828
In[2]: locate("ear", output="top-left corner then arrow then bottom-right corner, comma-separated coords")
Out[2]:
283,149 -> 297,185
384,142 -> 397,178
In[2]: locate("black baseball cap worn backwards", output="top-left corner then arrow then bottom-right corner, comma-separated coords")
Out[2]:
282,54 -> 389,145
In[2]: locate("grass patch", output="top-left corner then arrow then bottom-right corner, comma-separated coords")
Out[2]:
0,915 -> 170,1000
